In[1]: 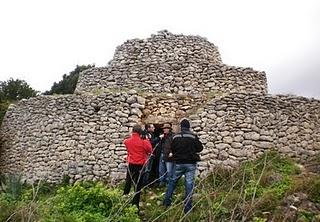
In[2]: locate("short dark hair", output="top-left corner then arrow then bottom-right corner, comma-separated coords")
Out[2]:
132,124 -> 142,134
180,119 -> 190,129
145,124 -> 154,130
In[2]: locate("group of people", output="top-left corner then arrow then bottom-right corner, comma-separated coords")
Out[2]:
123,119 -> 203,214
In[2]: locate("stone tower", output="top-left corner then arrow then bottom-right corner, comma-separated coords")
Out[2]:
0,31 -> 319,183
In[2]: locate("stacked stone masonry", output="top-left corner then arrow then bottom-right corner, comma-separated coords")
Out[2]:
190,93 -> 320,175
0,31 -> 319,183
75,31 -> 267,95
0,91 -> 146,183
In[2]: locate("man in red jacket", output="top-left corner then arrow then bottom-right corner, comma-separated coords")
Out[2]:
123,124 -> 152,209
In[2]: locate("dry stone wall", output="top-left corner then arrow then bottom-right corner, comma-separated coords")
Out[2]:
190,93 -> 320,175
75,31 -> 267,95
1,30 -> 319,183
1,91 -> 319,183
142,93 -> 207,124
0,91 -> 146,183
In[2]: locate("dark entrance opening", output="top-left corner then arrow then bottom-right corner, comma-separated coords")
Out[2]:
144,123 -> 168,187
153,124 -> 163,138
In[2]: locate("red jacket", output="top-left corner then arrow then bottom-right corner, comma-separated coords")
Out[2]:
124,133 -> 152,165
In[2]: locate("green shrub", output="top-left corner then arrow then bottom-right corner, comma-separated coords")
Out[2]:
41,181 -> 140,222
1,151 -> 318,222
212,200 -> 229,217
253,216 -> 267,222
241,151 -> 300,178
307,176 -> 320,203
0,100 -> 11,124
267,176 -> 293,199
205,167 -> 234,189
297,210 -> 316,222
0,193 -> 16,221
244,179 -> 263,200
255,192 -> 280,212
0,174 -> 24,200
289,175 -> 320,203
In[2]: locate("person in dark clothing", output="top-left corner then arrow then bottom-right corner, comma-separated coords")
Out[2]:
143,124 -> 159,147
163,119 -> 203,214
142,124 -> 160,186
158,123 -> 174,186
123,124 -> 152,209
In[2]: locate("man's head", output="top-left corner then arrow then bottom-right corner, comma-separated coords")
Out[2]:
180,119 -> 190,129
162,123 -> 172,134
132,124 -> 142,135
145,124 -> 155,133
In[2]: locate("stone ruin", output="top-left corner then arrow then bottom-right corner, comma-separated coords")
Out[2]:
0,30 -> 319,183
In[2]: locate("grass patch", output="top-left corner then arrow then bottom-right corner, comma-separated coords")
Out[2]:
139,151 -> 312,221
1,151 -> 319,221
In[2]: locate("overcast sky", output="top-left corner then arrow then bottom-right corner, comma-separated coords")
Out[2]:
0,0 -> 319,98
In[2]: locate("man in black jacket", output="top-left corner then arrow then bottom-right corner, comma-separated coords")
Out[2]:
142,124 -> 160,186
163,119 -> 203,214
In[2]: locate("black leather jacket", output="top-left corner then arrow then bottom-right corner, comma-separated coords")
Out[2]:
171,128 -> 203,164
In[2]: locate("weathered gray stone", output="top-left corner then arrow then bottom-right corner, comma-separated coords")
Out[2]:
234,136 -> 244,142
254,141 -> 272,149
136,96 -> 146,105
115,111 -> 129,118
231,142 -> 243,149
216,143 -> 230,150
130,103 -> 145,109
0,30 -> 319,185
130,108 -> 142,117
244,132 -> 260,140
223,136 -> 233,144
259,136 -> 273,141
287,126 -> 299,134
218,150 -> 229,160
206,142 -> 214,148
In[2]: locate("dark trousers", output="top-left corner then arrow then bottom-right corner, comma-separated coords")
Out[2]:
123,163 -> 145,208
143,149 -> 161,186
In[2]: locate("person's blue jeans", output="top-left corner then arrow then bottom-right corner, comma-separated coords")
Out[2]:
159,153 -> 166,184
159,153 -> 167,184
163,163 -> 197,213
159,153 -> 174,185
165,161 -> 173,183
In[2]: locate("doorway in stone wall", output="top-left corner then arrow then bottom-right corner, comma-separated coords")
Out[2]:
144,122 -> 169,187
153,123 -> 163,138
150,122 -> 176,137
